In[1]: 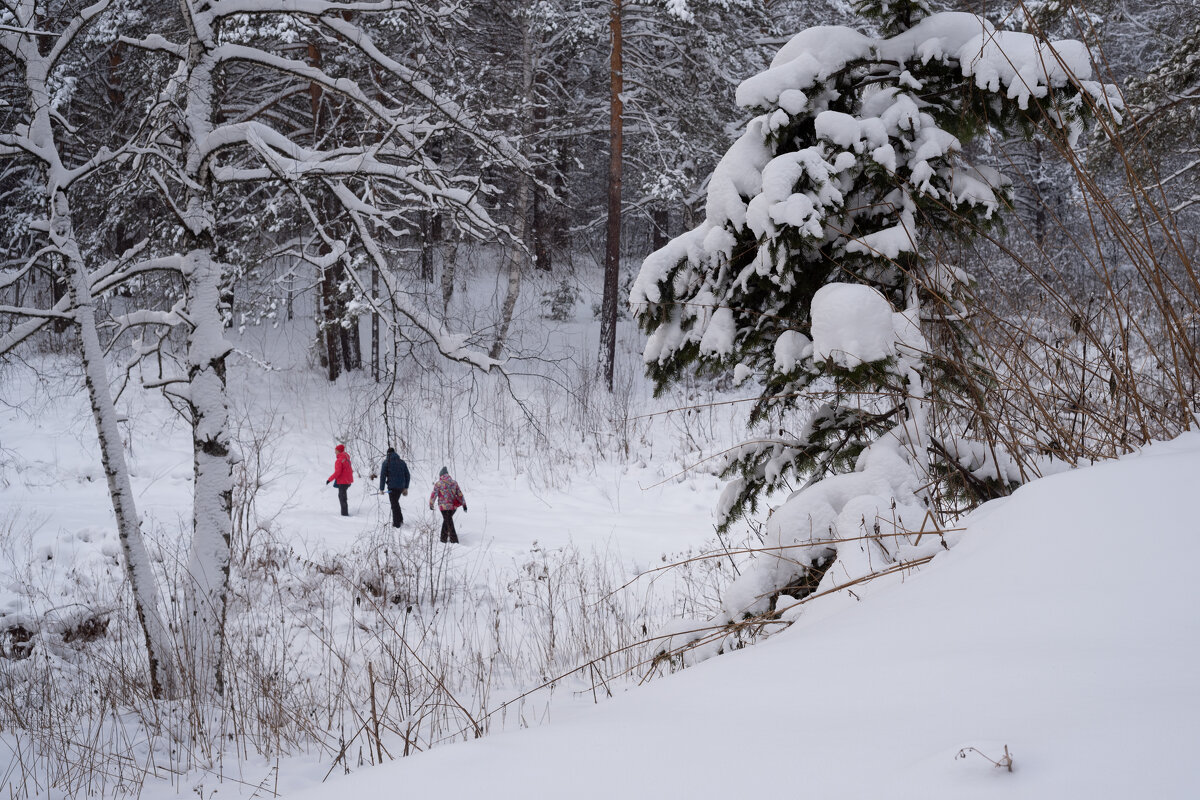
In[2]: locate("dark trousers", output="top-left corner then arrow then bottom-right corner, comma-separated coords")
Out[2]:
388,490 -> 404,527
440,510 -> 459,543
336,483 -> 349,516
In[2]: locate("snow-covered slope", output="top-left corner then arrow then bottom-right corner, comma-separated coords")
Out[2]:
293,432 -> 1200,799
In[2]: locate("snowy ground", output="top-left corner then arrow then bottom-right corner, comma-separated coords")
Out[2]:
285,431 -> 1200,800
0,265 -> 754,798
5,259 -> 1196,799
0,264 -> 732,599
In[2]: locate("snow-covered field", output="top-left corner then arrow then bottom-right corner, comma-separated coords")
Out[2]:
0,270 -> 753,798
3,265 -> 1198,799
292,431 -> 1200,800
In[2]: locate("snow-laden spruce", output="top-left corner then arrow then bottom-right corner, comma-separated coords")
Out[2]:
632,2 -> 1121,652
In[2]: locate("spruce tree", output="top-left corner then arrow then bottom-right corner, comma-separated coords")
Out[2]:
632,4 -> 1121,629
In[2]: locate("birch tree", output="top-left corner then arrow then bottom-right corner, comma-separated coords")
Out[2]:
4,0 -> 522,697
120,0 -> 522,692
0,0 -> 179,698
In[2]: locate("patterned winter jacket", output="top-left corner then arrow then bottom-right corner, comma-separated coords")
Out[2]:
429,474 -> 465,511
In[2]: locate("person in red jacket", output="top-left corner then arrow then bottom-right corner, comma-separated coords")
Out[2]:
326,444 -> 354,516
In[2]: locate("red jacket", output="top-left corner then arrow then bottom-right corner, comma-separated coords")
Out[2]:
328,445 -> 354,485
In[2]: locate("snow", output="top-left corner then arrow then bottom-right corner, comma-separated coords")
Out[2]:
744,147 -> 843,239
958,32 -> 1095,110
697,305 -> 736,356
736,12 -> 1103,117
876,12 -> 996,65
950,164 -> 1008,215
737,26 -> 873,108
288,432 -> 1200,800
772,329 -> 812,373
845,206 -> 918,259
703,116 -> 772,231
811,283 -> 897,367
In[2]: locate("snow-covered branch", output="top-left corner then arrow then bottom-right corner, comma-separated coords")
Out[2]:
328,180 -> 502,372
318,14 -> 529,170
117,33 -> 188,59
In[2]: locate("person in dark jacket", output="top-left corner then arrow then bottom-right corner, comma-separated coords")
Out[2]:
326,444 -> 354,516
378,446 -> 411,528
428,467 -> 466,543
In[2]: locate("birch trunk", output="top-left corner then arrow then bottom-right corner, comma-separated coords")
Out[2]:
12,20 -> 180,699
181,246 -> 233,697
490,20 -> 535,361
53,193 -> 179,699
371,260 -> 379,382
178,29 -> 233,697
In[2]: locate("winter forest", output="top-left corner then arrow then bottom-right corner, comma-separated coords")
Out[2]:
1,0 -> 1198,796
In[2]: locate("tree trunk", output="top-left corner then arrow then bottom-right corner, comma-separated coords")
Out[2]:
320,260 -> 342,381
533,187 -> 551,272
54,194 -> 178,700
491,174 -> 529,360
420,209 -> 435,282
531,71 -> 552,273
371,259 -> 379,382
308,41 -> 359,379
441,238 -> 457,316
342,291 -> 361,371
420,137 -> 444,283
598,0 -> 624,391
107,43 -> 125,106
178,33 -> 233,697
181,244 -> 233,698
490,19 -> 535,361
652,206 -> 669,252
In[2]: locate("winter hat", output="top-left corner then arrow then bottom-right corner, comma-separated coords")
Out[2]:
439,466 -> 449,477
336,444 -> 345,453
386,446 -> 395,454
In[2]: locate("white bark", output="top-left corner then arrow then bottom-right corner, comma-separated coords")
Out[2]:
0,3 -> 179,698
490,19 -> 535,362
55,192 -> 180,699
175,13 -> 233,697
181,249 -> 234,697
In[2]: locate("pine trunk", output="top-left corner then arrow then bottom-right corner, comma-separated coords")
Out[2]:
599,0 -> 624,390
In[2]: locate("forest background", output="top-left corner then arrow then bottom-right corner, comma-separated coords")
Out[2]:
1,0 -> 1199,796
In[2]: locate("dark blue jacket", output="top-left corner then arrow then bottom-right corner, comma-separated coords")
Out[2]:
380,452 -> 410,492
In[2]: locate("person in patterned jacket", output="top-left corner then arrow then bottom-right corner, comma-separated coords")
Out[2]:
428,467 -> 467,543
